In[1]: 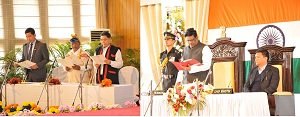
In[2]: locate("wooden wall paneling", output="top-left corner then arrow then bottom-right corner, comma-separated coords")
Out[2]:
107,0 -> 140,50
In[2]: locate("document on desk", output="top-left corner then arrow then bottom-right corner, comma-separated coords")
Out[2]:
91,55 -> 106,64
18,60 -> 36,69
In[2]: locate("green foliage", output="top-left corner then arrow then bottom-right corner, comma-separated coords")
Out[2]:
82,40 -> 101,56
122,48 -> 140,72
0,48 -> 25,82
48,42 -> 71,60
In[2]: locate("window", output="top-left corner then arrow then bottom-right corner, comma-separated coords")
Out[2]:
48,0 -> 74,38
0,1 -> 3,39
80,0 -> 96,37
13,0 -> 41,39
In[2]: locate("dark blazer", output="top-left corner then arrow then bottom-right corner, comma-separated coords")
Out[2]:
244,64 -> 280,94
19,40 -> 50,82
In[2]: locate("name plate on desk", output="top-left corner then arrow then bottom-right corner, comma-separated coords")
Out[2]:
153,90 -> 166,95
212,88 -> 234,94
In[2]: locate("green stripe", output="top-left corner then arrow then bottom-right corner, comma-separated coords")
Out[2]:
244,58 -> 300,93
293,58 -> 300,93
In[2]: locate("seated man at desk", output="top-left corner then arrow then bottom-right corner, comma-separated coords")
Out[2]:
244,48 -> 279,94
244,48 -> 279,116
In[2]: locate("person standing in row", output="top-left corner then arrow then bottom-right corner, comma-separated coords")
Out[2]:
14,27 -> 50,82
181,28 -> 212,84
94,31 -> 123,84
160,31 -> 182,91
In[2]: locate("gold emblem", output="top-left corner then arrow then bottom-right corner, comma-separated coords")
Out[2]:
220,26 -> 226,38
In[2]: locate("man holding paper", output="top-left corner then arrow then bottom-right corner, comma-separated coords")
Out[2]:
94,31 -> 123,84
63,38 -> 93,83
180,28 -> 212,84
14,28 -> 49,82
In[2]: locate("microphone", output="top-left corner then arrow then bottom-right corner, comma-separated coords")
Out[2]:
85,58 -> 89,70
203,69 -> 212,84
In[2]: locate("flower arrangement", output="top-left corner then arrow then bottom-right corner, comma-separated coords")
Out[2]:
124,101 -> 138,108
100,79 -> 112,87
58,105 -> 76,113
163,7 -> 185,52
74,103 -> 85,112
48,78 -> 61,85
87,102 -> 108,111
166,81 -> 213,116
0,101 -> 3,113
47,106 -> 59,114
0,101 -> 134,116
8,77 -> 21,85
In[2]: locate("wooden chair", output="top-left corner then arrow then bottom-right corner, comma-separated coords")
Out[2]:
208,38 -> 247,92
248,45 -> 295,92
248,45 -> 295,116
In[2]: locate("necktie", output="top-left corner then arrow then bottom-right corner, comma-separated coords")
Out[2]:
28,43 -> 33,60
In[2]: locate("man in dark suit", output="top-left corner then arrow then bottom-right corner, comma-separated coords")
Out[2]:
244,48 -> 280,94
14,28 -> 50,82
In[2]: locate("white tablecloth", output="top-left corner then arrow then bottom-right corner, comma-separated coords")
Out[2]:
295,94 -> 300,116
141,92 -> 270,116
2,83 -> 134,110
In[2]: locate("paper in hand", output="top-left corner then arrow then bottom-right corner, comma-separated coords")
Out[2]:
91,55 -> 106,64
68,55 -> 84,66
57,58 -> 74,68
18,60 -> 36,69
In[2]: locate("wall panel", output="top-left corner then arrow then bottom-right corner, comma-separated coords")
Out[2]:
107,0 -> 140,50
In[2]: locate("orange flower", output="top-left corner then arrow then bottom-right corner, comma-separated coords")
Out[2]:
100,79 -> 112,87
50,106 -> 59,109
5,109 -> 10,113
13,104 -> 18,108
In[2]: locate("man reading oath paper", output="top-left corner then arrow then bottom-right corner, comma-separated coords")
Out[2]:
14,28 -> 49,82
178,28 -> 213,84
93,31 -> 123,84
62,37 -> 93,83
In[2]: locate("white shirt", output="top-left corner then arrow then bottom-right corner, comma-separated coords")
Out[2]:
100,45 -> 123,75
28,40 -> 37,61
258,64 -> 267,74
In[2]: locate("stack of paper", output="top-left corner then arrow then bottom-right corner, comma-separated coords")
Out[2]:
57,55 -> 84,67
90,55 -> 106,64
17,60 -> 36,69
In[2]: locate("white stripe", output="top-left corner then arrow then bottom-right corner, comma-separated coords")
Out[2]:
208,20 -> 300,60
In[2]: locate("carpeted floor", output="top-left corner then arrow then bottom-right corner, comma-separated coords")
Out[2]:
43,107 -> 140,116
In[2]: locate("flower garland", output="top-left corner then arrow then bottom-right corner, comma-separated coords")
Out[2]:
0,101 -> 134,116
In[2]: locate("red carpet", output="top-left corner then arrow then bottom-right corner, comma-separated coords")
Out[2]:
44,107 -> 140,116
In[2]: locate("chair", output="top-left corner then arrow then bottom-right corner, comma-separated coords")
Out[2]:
118,66 -> 139,98
208,38 -> 247,92
248,45 -> 295,92
52,66 -> 67,82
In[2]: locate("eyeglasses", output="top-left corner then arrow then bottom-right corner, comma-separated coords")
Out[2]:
186,37 -> 196,42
